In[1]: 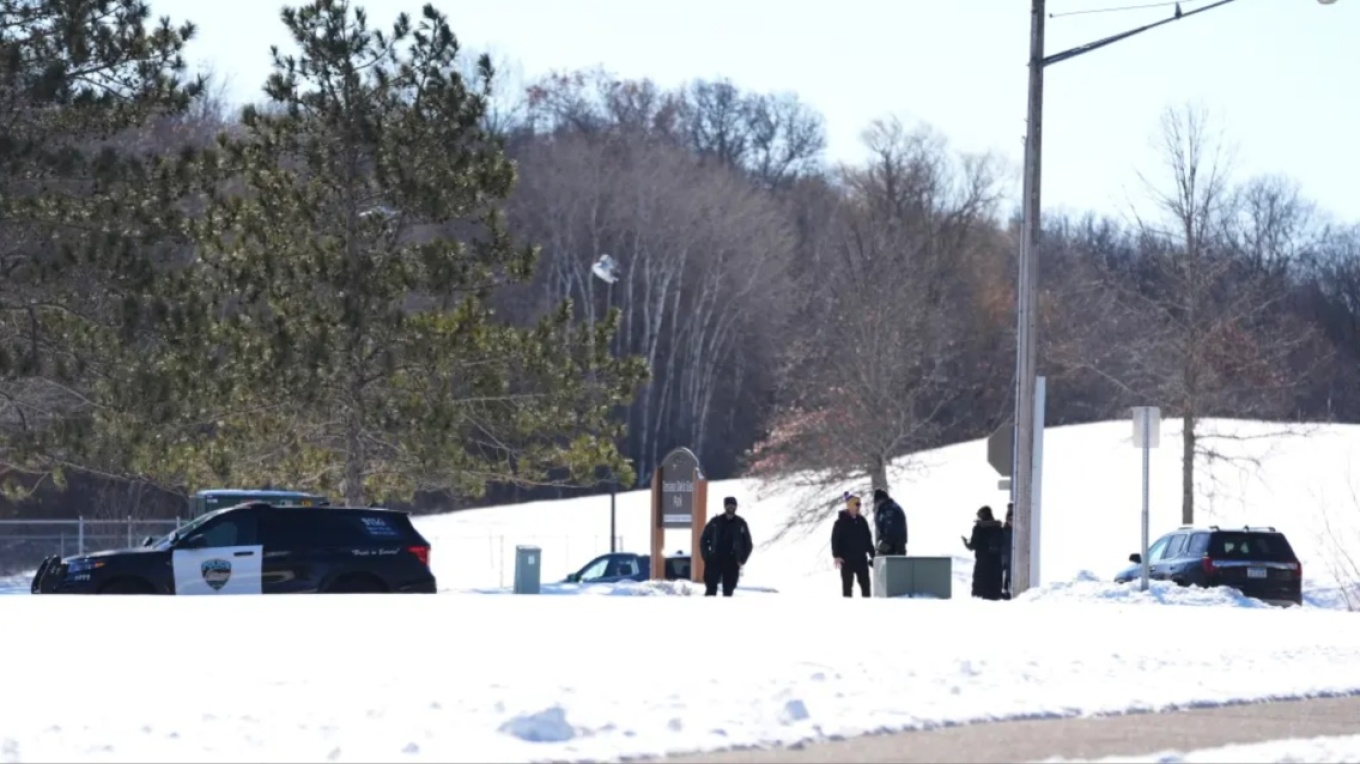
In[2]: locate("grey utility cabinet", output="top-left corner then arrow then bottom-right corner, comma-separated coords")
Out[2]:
873,555 -> 953,599
513,545 -> 542,594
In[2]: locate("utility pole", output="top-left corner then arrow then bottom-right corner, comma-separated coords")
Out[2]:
1011,0 -> 1045,598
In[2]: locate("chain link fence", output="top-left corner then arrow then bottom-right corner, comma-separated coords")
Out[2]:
0,518 -> 184,576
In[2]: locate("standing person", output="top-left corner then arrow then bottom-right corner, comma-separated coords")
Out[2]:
872,488 -> 908,556
700,496 -> 753,597
1000,503 -> 1014,600
832,492 -> 875,597
961,505 -> 1006,600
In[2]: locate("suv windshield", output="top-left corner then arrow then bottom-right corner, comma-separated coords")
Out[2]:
150,509 -> 229,549
1209,531 -> 1296,561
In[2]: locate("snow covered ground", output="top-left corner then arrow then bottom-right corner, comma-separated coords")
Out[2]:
5,585 -> 1360,763
421,418 -> 1360,605
4,418 -> 1360,762
1062,733 -> 1360,763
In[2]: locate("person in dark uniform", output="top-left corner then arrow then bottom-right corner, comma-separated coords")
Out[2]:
832,492 -> 875,597
872,488 -> 908,556
700,496 -> 753,596
962,505 -> 1006,600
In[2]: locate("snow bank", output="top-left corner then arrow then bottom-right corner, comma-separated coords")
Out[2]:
6,592 -> 1360,762
1302,584 -> 1360,612
459,580 -> 783,597
1018,570 -> 1274,609
468,579 -> 704,596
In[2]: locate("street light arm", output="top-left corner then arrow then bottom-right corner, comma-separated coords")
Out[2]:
1042,0 -> 1241,67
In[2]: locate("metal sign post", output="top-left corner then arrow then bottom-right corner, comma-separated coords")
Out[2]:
1131,406 -> 1161,591
1030,376 -> 1046,588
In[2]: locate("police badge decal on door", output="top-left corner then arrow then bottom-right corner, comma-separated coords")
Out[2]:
172,546 -> 264,595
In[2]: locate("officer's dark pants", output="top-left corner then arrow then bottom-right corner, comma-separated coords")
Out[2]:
704,559 -> 740,596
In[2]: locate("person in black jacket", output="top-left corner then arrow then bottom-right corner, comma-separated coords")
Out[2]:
700,496 -> 753,596
831,492 -> 875,597
962,505 -> 1006,600
872,488 -> 908,556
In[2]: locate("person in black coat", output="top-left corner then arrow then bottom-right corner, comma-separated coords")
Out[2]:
962,505 -> 1006,600
700,496 -> 753,597
871,488 -> 908,556
831,492 -> 875,597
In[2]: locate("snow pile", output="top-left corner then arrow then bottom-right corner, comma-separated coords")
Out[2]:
1061,733 -> 1360,763
465,579 -> 783,596
1018,570 -> 1273,609
1302,584 -> 1360,612
7,593 -> 1360,762
472,579 -> 704,596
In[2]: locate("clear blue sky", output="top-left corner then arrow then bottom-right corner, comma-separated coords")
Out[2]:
151,0 -> 1360,225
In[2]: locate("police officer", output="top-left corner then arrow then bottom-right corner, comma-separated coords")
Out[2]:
700,496 -> 753,596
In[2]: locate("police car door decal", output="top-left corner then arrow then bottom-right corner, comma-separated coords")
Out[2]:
172,545 -> 264,595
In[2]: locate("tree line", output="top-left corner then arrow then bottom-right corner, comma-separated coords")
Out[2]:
490,70 -> 1357,528
1,0 -> 1355,531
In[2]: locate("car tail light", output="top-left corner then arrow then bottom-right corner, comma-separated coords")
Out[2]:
407,545 -> 430,567
1287,561 -> 1301,578
1201,556 -> 1218,576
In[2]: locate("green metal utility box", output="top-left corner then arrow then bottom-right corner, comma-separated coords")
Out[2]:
873,556 -> 953,599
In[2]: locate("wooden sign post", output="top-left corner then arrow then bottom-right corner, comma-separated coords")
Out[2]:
650,447 -> 707,584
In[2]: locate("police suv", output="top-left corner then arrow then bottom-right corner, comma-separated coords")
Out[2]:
31,502 -> 437,595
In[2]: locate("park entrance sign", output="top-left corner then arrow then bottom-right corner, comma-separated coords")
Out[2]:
650,447 -> 707,583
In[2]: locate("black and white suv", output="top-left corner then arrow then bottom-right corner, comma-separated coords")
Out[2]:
31,501 -> 436,595
1114,525 -> 1303,606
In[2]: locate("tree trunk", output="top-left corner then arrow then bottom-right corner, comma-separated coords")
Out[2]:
342,367 -> 367,507
1181,413 -> 1195,525
869,456 -> 888,494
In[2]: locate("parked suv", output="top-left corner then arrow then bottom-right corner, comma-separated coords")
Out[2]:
1114,525 -> 1302,606
31,502 -> 436,595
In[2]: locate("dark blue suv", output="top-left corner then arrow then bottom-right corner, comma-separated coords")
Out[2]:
1114,525 -> 1302,606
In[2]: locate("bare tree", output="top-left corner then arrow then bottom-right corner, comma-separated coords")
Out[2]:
1065,104 -> 1324,524
677,78 -> 825,189
749,118 -> 1004,536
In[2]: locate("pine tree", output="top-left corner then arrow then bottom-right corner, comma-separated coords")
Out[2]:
182,1 -> 645,505
0,0 -> 202,493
